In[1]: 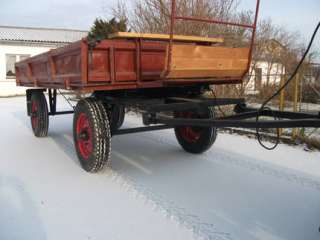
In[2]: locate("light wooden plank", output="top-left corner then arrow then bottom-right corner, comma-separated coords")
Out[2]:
166,69 -> 246,78
164,44 -> 249,79
172,45 -> 249,59
109,32 -> 224,43
172,58 -> 248,69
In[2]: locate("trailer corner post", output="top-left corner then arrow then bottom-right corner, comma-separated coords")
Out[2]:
81,40 -> 89,85
245,0 -> 260,77
167,0 -> 176,75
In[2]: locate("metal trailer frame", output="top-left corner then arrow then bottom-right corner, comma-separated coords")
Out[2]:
107,95 -> 320,135
27,88 -> 320,136
167,0 -> 260,79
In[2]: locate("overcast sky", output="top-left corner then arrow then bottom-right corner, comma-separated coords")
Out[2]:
1,0 -> 319,54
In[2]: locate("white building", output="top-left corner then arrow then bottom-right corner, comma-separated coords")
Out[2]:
245,39 -> 287,95
0,26 -> 87,96
246,61 -> 286,95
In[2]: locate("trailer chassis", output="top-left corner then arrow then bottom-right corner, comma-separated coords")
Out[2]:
93,94 -> 320,134
142,102 -> 320,130
27,88 -> 320,134
25,88 -> 320,172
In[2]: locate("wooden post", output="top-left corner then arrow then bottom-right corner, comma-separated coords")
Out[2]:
279,75 -> 285,136
292,73 -> 300,139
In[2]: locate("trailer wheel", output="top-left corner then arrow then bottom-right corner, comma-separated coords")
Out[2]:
30,91 -> 49,137
107,104 -> 125,132
174,108 -> 217,154
73,99 -> 111,173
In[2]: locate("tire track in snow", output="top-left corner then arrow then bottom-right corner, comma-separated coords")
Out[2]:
106,155 -> 232,240
51,116 -> 232,240
112,117 -> 320,240
140,127 -> 320,192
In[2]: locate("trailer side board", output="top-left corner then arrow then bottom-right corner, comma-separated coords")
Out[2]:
15,37 -> 249,91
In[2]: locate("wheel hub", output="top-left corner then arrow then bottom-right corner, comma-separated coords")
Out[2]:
78,130 -> 90,141
76,113 -> 93,159
177,111 -> 203,143
179,126 -> 201,143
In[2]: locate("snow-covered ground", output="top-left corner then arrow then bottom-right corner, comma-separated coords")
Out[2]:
1,96 -> 320,240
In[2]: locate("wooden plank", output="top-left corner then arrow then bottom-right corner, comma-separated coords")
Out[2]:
26,63 -> 36,86
166,69 -> 246,78
172,45 -> 249,59
110,46 -> 115,84
109,32 -> 224,44
164,44 -> 249,79
48,55 -> 56,78
172,58 -> 248,69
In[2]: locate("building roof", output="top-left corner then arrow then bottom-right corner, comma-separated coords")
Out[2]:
0,25 -> 88,44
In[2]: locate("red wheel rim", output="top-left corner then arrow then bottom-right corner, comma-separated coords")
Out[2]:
179,127 -> 202,143
178,112 -> 202,143
31,100 -> 38,129
76,113 -> 93,159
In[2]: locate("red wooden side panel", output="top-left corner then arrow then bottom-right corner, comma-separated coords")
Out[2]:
50,41 -> 83,88
16,64 -> 32,85
87,40 -> 167,85
141,42 -> 167,81
15,38 -> 243,92
16,52 -> 49,87
30,59 -> 49,85
16,41 -> 83,89
88,49 -> 111,82
115,49 -> 137,82
52,47 -> 82,87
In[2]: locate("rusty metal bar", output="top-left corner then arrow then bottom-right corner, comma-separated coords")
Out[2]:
113,125 -> 173,136
166,0 -> 260,80
174,16 -> 254,29
243,0 -> 260,78
154,116 -> 320,129
136,39 -> 142,85
167,0 -> 176,74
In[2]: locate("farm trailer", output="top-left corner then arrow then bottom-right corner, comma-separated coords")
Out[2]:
15,0 -> 320,172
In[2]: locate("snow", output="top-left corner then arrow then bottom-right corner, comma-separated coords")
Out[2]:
1,96 -> 320,240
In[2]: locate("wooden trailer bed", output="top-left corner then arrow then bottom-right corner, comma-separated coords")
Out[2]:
15,32 -> 250,92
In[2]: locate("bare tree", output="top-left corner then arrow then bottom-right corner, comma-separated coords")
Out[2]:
111,0 -> 317,101
113,0 -> 240,37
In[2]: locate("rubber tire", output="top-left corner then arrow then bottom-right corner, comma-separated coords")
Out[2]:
73,98 -> 111,173
30,91 -> 49,137
109,105 -> 125,132
174,107 -> 217,154
115,105 -> 125,129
